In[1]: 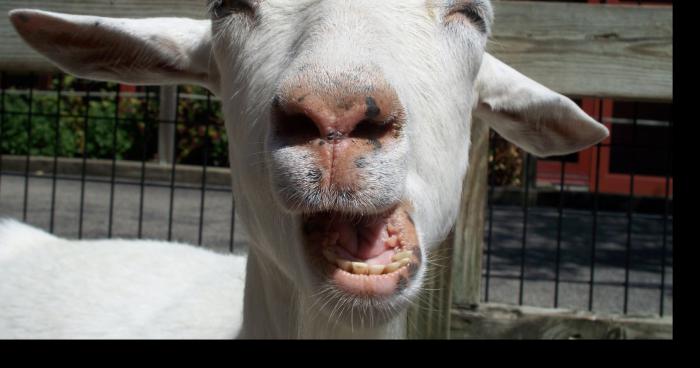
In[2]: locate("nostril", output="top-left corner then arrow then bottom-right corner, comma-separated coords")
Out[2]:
275,112 -> 320,141
349,118 -> 394,140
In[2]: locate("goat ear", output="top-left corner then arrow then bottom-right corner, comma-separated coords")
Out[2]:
474,53 -> 608,157
9,9 -> 218,92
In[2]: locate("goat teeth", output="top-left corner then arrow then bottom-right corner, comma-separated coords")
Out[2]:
385,236 -> 398,248
391,251 -> 412,262
337,259 -> 353,272
322,249 -> 337,263
398,258 -> 411,267
384,262 -> 402,273
351,262 -> 369,275
369,265 -> 385,275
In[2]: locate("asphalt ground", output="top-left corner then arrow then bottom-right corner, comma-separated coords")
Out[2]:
0,172 -> 672,317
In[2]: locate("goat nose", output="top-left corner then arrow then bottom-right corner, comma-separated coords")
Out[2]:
273,86 -> 401,143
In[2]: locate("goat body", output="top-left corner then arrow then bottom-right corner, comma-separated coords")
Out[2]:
0,219 -> 245,339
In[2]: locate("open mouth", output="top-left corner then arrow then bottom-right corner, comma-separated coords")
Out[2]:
302,204 -> 420,296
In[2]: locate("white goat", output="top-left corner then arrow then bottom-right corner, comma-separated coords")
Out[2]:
1,0 -> 608,339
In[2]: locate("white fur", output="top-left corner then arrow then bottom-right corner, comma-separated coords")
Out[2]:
0,219 -> 245,339
3,1 -> 608,339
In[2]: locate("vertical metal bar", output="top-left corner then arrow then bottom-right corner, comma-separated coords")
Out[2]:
588,100 -> 604,311
137,88 -> 150,239
623,102 -> 638,314
0,72 -> 6,196
659,117 -> 672,316
484,175 -> 495,303
107,84 -> 120,238
230,196 -> 236,253
167,86 -> 181,241
554,157 -> 566,308
198,92 -> 212,246
22,73 -> 35,222
49,74 -> 63,234
518,153 -> 531,305
78,81 -> 91,239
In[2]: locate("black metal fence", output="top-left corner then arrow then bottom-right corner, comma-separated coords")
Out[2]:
0,72 -> 672,317
483,99 -> 673,317
0,72 -> 240,254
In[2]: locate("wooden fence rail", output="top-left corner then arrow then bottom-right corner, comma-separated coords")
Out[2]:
0,0 -> 673,339
0,0 -> 672,100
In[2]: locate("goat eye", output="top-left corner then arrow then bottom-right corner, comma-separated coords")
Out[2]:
447,5 -> 487,34
209,0 -> 254,18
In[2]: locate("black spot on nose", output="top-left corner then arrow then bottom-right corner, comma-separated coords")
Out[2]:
307,168 -> 322,183
365,96 -> 381,119
272,95 -> 281,108
355,156 -> 368,169
370,138 -> 382,151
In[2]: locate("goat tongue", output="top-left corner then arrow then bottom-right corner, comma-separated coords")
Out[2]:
332,220 -> 359,255
330,217 -> 388,261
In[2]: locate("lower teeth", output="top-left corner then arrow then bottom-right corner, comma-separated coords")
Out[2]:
328,255 -> 411,275
318,232 -> 413,275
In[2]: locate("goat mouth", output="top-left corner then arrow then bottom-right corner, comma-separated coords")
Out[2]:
302,203 -> 420,296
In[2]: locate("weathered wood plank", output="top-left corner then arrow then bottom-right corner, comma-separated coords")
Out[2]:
0,1 -> 672,100
489,1 -> 672,101
450,303 -> 673,339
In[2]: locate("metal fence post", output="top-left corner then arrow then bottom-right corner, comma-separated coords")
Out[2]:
158,86 -> 177,164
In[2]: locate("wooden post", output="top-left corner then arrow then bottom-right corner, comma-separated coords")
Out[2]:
450,120 -> 489,308
407,120 -> 490,339
158,86 -> 177,164
406,231 -> 454,339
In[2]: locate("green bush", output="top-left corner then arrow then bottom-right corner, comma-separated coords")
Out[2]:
0,74 -> 229,166
0,75 -> 146,160
488,130 -> 523,187
175,85 -> 229,167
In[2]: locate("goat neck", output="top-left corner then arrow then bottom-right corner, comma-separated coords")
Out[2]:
239,249 -> 406,339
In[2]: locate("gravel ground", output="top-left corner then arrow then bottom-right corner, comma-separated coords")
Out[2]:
0,172 -> 672,317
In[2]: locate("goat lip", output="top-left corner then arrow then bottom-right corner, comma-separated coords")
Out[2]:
330,265 -> 412,296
